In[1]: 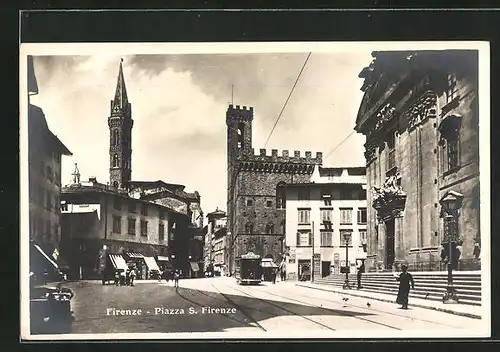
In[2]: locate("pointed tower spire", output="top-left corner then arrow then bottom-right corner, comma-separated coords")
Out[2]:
112,58 -> 128,111
71,163 -> 81,185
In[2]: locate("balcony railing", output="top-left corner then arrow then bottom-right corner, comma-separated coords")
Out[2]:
386,148 -> 396,171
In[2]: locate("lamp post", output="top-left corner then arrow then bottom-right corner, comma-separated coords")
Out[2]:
311,221 -> 315,282
342,231 -> 352,289
440,191 -> 463,304
189,255 -> 193,278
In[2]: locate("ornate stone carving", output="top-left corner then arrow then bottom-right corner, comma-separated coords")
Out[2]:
374,103 -> 396,132
372,174 -> 407,223
406,91 -> 437,129
364,144 -> 377,163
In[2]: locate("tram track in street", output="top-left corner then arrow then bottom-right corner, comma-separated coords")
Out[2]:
283,286 -> 467,329
236,284 -> 403,331
212,282 -> 339,332
174,286 -> 264,330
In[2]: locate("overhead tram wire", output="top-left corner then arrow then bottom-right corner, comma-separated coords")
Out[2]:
324,130 -> 357,160
264,52 -> 312,148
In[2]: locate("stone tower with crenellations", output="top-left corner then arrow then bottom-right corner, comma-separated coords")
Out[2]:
226,104 -> 323,272
109,59 -> 134,189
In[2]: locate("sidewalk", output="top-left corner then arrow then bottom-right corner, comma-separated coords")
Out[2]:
296,282 -> 482,320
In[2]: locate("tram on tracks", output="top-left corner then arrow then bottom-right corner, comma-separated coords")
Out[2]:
235,252 -> 262,285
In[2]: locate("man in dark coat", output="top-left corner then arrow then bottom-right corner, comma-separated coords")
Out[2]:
395,264 -> 415,309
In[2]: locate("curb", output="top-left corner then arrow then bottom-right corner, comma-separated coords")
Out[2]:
296,283 -> 482,320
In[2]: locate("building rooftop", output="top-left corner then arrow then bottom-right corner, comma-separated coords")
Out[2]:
62,182 -> 188,217
29,104 -> 72,156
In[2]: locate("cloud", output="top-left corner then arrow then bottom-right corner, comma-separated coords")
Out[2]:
29,50 -> 372,216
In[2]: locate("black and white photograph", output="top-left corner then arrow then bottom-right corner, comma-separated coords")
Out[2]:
19,41 -> 490,340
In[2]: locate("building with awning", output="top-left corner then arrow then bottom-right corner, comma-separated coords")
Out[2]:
189,261 -> 200,273
108,254 -> 128,271
30,241 -> 64,283
143,256 -> 160,272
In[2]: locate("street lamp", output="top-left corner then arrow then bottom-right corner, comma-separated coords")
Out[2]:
342,231 -> 352,289
440,190 -> 463,304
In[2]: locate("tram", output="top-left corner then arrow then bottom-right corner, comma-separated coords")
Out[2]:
235,252 -> 262,285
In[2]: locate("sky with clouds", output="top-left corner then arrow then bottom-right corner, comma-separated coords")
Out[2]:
29,50 -> 374,216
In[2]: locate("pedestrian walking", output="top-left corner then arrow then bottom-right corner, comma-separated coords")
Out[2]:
395,264 -> 415,309
174,270 -> 180,288
357,262 -> 365,289
272,269 -> 277,284
125,268 -> 131,286
114,270 -> 120,286
119,270 -> 126,286
129,267 -> 136,286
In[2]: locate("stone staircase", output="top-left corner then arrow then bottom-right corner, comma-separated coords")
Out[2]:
312,271 -> 481,306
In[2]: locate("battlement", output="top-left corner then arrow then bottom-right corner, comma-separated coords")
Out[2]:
226,104 -> 254,122
244,148 -> 323,165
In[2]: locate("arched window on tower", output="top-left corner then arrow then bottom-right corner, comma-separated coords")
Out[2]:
112,129 -> 120,146
245,222 -> 253,234
237,122 -> 245,149
112,154 -> 119,168
276,182 -> 287,209
266,223 -> 274,235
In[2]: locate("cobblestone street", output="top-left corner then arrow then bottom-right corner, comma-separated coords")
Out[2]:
52,277 -> 484,336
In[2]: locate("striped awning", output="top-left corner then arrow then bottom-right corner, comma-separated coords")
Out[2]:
33,244 -> 59,269
144,256 -> 160,271
156,256 -> 170,262
109,254 -> 128,271
125,252 -> 144,259
190,262 -> 200,272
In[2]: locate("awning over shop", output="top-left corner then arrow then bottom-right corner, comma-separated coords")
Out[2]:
190,262 -> 200,272
156,256 -> 170,262
33,244 -> 59,269
144,256 -> 160,271
125,252 -> 145,259
109,254 -> 128,271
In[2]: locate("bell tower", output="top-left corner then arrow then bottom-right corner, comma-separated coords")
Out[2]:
109,58 -> 133,189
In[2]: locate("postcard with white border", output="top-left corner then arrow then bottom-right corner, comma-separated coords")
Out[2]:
19,41 -> 491,340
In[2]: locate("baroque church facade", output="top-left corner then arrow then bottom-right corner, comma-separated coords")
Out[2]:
226,104 -> 323,273
354,50 -> 480,272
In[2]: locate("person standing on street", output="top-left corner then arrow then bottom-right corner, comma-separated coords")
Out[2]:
129,267 -> 136,286
174,270 -> 180,288
395,264 -> 415,309
272,269 -> 277,284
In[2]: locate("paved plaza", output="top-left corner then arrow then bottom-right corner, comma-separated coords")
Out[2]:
53,277 -> 482,335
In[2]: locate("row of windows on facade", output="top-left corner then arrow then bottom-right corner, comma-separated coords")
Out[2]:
297,208 -> 367,225
111,215 -> 173,241
30,215 -> 60,243
30,184 -> 61,213
254,190 -> 367,209
244,222 -> 284,235
295,229 -> 367,247
382,128 -> 461,174
36,160 -> 61,186
113,197 -> 165,219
